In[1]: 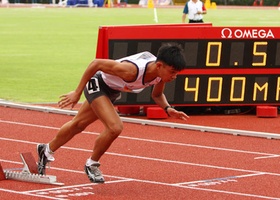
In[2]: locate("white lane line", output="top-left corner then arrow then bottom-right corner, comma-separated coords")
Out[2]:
174,172 -> 265,186
1,138 -> 280,177
24,179 -> 134,194
0,119 -> 278,159
254,155 -> 280,159
0,101 -> 279,139
1,156 -> 279,199
0,187 -> 66,200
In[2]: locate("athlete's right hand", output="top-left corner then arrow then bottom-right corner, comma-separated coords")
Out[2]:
58,91 -> 80,109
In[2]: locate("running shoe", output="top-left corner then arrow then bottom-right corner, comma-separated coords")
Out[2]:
37,144 -> 53,175
84,163 -> 105,183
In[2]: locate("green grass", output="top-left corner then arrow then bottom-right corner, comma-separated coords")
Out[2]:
0,6 -> 279,103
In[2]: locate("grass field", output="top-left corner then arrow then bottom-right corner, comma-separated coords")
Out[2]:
0,5 -> 279,103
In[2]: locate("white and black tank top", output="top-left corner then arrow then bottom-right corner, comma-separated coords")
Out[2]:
100,51 -> 161,93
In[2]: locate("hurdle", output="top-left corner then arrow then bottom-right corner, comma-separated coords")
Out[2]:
0,152 -> 64,186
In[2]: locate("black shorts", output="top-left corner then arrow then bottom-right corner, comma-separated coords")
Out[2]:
83,72 -> 121,104
189,19 -> 204,23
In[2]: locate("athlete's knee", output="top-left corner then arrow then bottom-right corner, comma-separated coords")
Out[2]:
108,122 -> 123,138
69,119 -> 89,133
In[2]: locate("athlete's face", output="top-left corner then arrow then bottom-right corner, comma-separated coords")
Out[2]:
159,64 -> 180,82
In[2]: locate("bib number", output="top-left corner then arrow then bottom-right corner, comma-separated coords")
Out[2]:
86,78 -> 100,94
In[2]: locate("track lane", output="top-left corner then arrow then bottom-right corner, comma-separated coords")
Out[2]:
1,106 -> 280,199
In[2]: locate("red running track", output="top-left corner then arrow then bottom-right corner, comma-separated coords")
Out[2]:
0,105 -> 280,200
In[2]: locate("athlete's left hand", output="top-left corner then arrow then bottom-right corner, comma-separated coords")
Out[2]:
167,108 -> 189,121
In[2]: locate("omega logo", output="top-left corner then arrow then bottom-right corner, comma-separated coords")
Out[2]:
221,28 -> 275,39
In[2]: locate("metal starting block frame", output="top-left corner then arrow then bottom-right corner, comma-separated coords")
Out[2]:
0,152 -> 64,186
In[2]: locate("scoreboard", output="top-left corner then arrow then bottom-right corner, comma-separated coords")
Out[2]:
95,24 -> 280,106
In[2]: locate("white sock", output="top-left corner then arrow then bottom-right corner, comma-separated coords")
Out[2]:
86,158 -> 99,166
46,144 -> 54,154
44,144 -> 55,161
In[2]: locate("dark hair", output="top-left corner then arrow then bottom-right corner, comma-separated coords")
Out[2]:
156,43 -> 187,71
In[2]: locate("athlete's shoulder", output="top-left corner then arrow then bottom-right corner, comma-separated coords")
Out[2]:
117,51 -> 156,62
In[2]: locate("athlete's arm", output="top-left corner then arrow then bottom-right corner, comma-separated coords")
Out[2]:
152,81 -> 189,120
58,59 -> 136,109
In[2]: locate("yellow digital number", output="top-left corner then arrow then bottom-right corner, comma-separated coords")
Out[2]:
276,77 -> 280,101
230,77 -> 245,101
252,42 -> 267,66
184,77 -> 199,102
207,77 -> 222,102
206,42 -> 222,67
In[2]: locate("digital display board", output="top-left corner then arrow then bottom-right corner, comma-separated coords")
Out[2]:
96,25 -> 280,106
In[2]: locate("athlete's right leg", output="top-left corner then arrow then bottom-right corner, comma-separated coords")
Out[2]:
48,100 -> 98,152
37,100 -> 98,175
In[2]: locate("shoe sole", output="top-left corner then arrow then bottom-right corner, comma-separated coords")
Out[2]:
37,144 -> 46,175
84,166 -> 105,184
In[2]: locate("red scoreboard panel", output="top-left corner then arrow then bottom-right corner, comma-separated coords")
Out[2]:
95,24 -> 280,106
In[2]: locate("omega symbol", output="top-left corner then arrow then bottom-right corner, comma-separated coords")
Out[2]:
221,28 -> 232,38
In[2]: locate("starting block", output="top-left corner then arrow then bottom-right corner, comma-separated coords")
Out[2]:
118,106 -> 140,115
0,163 -> 5,180
0,152 -> 64,186
147,107 -> 168,119
256,106 -> 278,118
